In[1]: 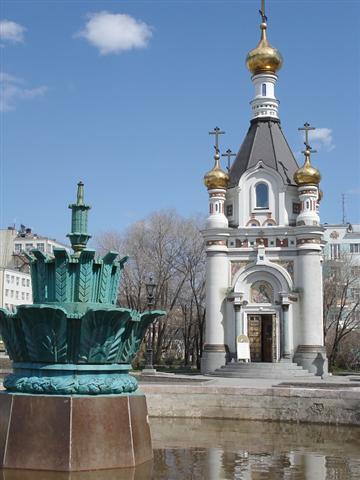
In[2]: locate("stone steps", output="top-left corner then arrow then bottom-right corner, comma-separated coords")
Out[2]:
211,362 -> 315,379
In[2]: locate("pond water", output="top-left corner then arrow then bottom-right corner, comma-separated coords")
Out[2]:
1,417 -> 360,479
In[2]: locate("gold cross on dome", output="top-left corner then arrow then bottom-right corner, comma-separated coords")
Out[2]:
259,0 -> 267,23
222,149 -> 236,171
298,122 -> 316,150
209,126 -> 225,155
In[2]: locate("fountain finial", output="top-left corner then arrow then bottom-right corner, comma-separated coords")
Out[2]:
67,181 -> 92,254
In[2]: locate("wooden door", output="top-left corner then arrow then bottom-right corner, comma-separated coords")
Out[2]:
248,315 -> 261,362
262,315 -> 273,362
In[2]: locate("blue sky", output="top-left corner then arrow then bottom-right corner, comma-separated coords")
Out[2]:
1,0 -> 359,244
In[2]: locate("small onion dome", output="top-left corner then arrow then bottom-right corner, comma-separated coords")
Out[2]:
204,151 -> 229,190
246,22 -> 283,75
294,149 -> 321,186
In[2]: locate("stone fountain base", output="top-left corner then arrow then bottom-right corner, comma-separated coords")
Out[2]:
0,392 -> 153,471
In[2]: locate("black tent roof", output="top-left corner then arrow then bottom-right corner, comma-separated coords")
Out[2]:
228,118 -> 300,188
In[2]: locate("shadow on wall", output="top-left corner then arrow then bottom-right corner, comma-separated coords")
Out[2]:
313,353 -> 326,376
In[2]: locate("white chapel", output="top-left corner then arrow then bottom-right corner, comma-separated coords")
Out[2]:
201,3 -> 327,376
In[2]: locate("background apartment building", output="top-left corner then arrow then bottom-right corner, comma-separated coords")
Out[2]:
0,225 -> 69,311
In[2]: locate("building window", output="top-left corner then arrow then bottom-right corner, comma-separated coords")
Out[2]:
255,183 -> 269,209
226,204 -> 233,217
37,242 -> 45,252
6,274 -> 10,283
292,203 -> 301,214
262,84 -> 266,96
351,266 -> 360,277
350,243 -> 360,254
26,279 -> 30,287
25,243 -> 33,251
16,277 -> 19,286
15,291 -> 19,299
351,288 -> 360,302
26,293 -> 30,300
14,243 -> 22,253
5,289 -> 9,296
10,290 -> 14,298
21,292 -> 25,300
330,244 -> 341,260
11,276 -> 14,284
22,278 -> 25,286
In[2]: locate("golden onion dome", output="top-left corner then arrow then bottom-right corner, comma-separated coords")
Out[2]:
204,151 -> 229,190
246,22 -> 283,76
294,149 -> 321,186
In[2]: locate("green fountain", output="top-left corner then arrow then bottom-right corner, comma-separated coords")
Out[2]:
0,182 -> 165,471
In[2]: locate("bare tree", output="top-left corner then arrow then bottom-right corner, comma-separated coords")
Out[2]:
323,255 -> 360,370
95,210 -> 206,367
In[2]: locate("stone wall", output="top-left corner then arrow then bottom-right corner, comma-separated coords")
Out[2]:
141,384 -> 360,426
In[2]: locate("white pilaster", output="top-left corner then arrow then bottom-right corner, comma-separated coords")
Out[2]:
294,236 -> 328,375
201,238 -> 229,373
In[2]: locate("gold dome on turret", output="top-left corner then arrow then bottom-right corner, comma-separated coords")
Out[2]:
246,19 -> 283,76
294,148 -> 321,186
204,150 -> 229,190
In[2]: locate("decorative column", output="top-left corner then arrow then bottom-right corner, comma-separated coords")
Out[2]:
294,238 -> 327,375
234,303 -> 242,353
293,124 -> 328,375
202,127 -> 230,373
281,304 -> 291,360
201,241 -> 229,373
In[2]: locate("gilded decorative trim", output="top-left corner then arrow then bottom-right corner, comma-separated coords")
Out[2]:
296,238 -> 321,245
206,240 -> 227,246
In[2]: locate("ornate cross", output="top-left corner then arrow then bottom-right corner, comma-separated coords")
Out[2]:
209,126 -> 225,155
298,122 -> 316,150
222,149 -> 236,171
259,0 -> 267,23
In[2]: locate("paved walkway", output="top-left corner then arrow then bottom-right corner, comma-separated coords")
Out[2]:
136,370 -> 360,389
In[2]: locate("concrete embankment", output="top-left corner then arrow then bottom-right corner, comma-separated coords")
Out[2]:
140,375 -> 360,426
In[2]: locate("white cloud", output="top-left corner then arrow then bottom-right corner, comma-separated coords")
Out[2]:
76,11 -> 152,55
0,20 -> 25,44
308,127 -> 335,152
0,73 -> 47,112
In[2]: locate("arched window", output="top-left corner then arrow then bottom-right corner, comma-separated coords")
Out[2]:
255,183 -> 269,209
262,84 -> 266,96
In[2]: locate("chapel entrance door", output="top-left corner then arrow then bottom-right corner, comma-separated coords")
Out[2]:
248,314 -> 273,362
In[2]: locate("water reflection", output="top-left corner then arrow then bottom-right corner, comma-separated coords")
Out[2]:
1,418 -> 359,479
151,418 -> 360,479
0,463 -> 152,480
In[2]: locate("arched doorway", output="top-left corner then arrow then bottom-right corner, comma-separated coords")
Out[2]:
232,264 -> 293,363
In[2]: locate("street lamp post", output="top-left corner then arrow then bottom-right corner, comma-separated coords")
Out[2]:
144,274 -> 157,372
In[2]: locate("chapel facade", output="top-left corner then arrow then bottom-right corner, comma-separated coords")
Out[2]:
201,3 -> 327,376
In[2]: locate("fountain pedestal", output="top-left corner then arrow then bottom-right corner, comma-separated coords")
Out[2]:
0,392 -> 152,471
